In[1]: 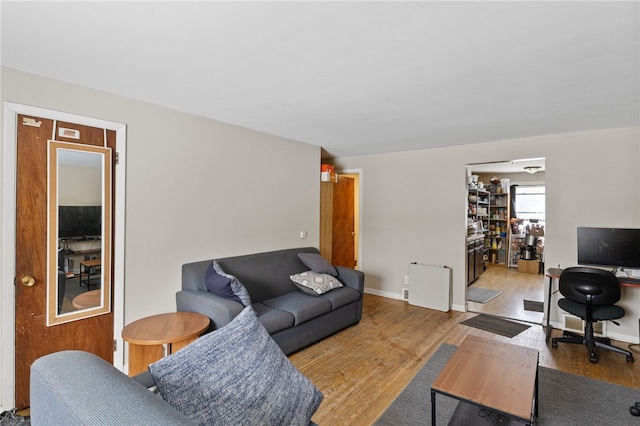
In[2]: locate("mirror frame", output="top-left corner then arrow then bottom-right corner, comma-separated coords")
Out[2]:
47,140 -> 112,326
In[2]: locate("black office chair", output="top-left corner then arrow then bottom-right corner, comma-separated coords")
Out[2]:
551,266 -> 634,363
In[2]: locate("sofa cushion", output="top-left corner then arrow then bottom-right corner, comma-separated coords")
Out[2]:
252,302 -> 295,334
319,286 -> 361,310
290,271 -> 343,295
215,248 -> 319,303
148,306 -> 323,426
297,252 -> 338,276
262,292 -> 332,326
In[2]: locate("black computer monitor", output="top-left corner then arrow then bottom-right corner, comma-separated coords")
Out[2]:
577,227 -> 640,270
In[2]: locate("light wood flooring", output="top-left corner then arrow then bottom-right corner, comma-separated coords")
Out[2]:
289,266 -> 640,425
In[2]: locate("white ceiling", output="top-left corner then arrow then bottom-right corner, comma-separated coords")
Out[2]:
1,1 -> 638,158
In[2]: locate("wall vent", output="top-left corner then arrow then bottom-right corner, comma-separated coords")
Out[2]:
402,288 -> 409,301
562,314 -> 606,336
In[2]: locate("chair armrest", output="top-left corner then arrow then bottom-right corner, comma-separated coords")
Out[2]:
335,266 -> 365,294
176,290 -> 244,330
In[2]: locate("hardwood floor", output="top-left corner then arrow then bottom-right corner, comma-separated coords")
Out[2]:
467,265 -> 545,324
289,266 -> 640,425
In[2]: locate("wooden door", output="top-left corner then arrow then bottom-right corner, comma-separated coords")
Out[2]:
14,115 -> 115,409
331,176 -> 356,268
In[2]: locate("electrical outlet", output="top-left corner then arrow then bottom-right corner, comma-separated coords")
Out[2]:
404,275 -> 409,285
402,288 -> 409,300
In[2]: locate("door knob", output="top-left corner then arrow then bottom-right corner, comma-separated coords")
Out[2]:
21,276 -> 35,287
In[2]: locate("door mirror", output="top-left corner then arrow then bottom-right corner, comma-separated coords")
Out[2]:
47,141 -> 112,325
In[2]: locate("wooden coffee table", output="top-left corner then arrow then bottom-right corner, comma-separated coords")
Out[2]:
122,312 -> 210,376
431,335 -> 539,425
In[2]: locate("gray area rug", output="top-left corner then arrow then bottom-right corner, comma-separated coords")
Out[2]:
375,344 -> 459,425
376,343 -> 640,425
466,287 -> 502,303
460,314 -> 531,338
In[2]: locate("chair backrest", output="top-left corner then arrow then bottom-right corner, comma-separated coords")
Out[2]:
559,266 -> 621,306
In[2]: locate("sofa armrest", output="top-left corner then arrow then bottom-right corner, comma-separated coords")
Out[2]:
335,266 -> 365,294
176,290 -> 244,330
30,351 -> 195,425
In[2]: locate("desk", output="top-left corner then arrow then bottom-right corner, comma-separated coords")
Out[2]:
79,259 -> 102,290
122,312 -> 210,376
544,268 -> 640,342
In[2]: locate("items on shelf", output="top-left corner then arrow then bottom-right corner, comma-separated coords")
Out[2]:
320,164 -> 337,183
485,191 -> 510,266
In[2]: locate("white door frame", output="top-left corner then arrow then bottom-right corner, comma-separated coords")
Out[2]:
0,102 -> 126,410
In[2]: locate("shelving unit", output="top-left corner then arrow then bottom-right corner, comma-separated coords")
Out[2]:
467,189 -> 489,235
486,192 -> 510,267
509,234 -> 525,268
467,188 -> 489,284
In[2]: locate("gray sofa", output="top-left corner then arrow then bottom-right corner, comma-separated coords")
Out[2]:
176,247 -> 364,355
30,350 -> 196,425
30,308 -> 323,425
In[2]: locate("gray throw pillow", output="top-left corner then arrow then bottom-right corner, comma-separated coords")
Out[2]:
290,271 -> 344,295
204,262 -> 241,304
297,252 -> 338,276
212,260 -> 252,307
148,307 -> 323,426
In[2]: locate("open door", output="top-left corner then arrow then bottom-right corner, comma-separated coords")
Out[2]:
13,114 -> 116,409
320,173 -> 359,269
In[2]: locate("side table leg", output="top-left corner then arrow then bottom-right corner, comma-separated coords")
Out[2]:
431,390 -> 436,425
127,343 -> 164,376
169,336 -> 198,355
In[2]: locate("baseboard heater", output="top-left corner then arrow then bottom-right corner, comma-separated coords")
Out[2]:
407,262 -> 451,312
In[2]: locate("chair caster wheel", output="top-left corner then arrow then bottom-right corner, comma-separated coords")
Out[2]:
626,355 -> 635,363
589,355 -> 597,363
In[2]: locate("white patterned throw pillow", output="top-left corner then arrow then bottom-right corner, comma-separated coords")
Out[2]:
290,271 -> 343,295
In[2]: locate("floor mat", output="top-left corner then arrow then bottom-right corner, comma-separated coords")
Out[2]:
466,287 -> 502,303
460,314 -> 531,338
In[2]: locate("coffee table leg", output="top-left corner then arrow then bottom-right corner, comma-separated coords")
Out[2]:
431,390 -> 436,425
534,364 -> 539,417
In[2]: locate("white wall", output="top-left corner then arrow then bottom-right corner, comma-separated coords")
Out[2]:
336,127 -> 640,341
0,67 -> 320,409
59,164 -> 102,205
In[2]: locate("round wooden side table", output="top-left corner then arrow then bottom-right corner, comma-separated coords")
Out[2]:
72,289 -> 102,310
122,312 -> 210,376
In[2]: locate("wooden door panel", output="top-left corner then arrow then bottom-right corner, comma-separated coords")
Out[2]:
14,115 -> 115,409
331,176 -> 355,268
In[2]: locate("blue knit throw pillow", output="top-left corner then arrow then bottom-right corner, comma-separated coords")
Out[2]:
148,307 -> 323,425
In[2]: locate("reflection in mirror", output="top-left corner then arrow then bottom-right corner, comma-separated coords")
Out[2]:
47,141 -> 112,326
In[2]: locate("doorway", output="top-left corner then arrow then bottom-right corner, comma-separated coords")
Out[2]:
465,159 -> 546,324
1,103 -> 126,410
